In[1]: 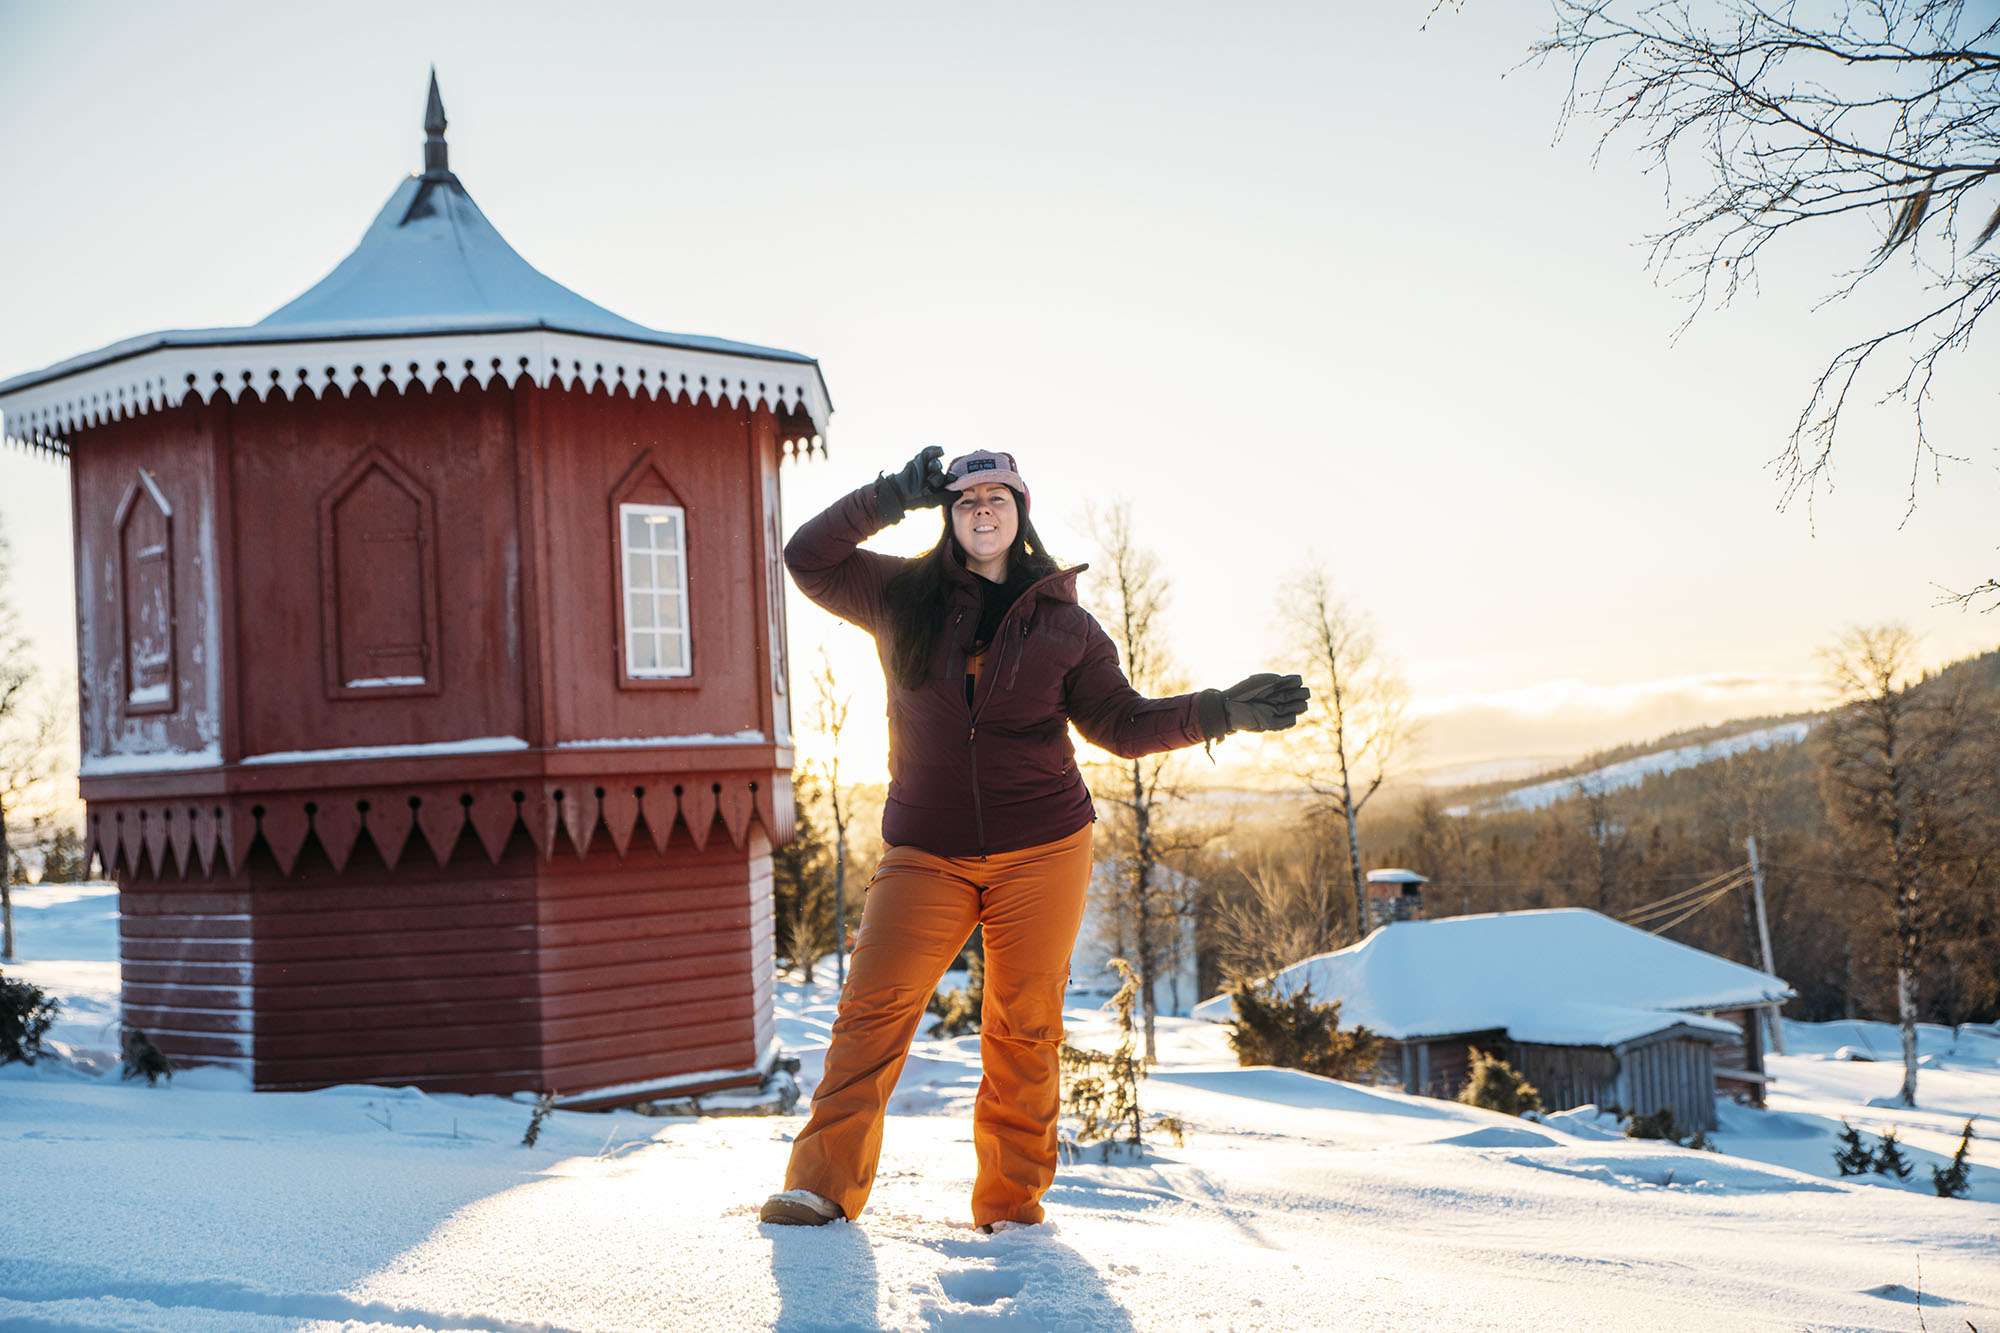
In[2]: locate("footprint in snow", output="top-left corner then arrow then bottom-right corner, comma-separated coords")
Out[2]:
938,1263 -> 1028,1307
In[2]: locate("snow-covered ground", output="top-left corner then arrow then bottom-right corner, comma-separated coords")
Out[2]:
4,882 -> 1997,1331
1447,720 -> 1813,816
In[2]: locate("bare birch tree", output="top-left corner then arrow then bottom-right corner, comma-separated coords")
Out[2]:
810,646 -> 856,989
1817,624 -> 1997,1107
1527,1 -> 2000,606
1277,566 -> 1413,944
1080,501 -> 1205,1063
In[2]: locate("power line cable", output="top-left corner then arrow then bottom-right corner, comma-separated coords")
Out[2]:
1644,877 -> 1750,935
1620,864 -> 1752,923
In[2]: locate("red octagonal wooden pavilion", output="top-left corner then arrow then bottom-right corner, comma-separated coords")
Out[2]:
0,75 -> 829,1107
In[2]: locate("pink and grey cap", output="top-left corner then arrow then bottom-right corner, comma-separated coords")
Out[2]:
944,449 -> 1028,504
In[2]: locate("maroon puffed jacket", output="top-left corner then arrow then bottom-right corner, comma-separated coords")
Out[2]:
784,481 -> 1222,857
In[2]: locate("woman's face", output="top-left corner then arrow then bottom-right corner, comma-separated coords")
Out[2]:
950,482 -> 1019,566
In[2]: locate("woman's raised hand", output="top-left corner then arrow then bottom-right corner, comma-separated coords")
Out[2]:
1218,673 -> 1311,732
874,444 -> 953,522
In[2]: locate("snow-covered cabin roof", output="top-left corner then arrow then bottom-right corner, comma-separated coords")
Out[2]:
0,73 -> 830,456
1366,868 -> 1428,885
1191,907 -> 1794,1048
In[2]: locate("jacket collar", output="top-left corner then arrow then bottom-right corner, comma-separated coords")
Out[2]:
942,539 -> 1087,605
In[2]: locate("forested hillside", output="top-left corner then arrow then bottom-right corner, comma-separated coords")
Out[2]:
1169,647 -> 2000,1031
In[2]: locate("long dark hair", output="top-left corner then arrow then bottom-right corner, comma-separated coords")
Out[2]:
882,485 -> 1061,690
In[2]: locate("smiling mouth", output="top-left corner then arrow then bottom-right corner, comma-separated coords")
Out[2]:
974,524 -> 996,534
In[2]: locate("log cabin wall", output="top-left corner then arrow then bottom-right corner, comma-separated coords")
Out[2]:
1506,1043 -> 1620,1113
1611,1034 -> 1718,1131
535,822 -> 775,1096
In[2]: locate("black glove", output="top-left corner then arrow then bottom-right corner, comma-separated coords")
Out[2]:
1199,672 -> 1310,739
874,444 -> 951,523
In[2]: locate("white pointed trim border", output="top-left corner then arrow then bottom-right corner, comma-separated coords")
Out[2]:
0,328 -> 830,458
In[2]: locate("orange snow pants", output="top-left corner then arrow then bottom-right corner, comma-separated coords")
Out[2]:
782,820 -> 1094,1227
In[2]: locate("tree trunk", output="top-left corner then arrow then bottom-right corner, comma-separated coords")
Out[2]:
1130,757 -> 1158,1064
1895,895 -> 1920,1107
1343,799 -> 1365,943
0,792 -> 13,962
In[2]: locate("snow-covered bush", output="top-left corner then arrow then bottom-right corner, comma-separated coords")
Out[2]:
1458,1049 -> 1543,1117
0,971 -> 58,1065
1225,976 -> 1383,1081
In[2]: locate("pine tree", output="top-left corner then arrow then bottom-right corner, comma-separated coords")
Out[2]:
1872,1127 -> 1914,1180
1226,976 -> 1383,1081
1459,1048 -> 1544,1117
1930,1120 -> 1975,1199
1832,1120 -> 1875,1176
0,971 -> 57,1065
40,825 -> 87,883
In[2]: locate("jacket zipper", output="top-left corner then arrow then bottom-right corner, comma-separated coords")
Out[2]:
960,568 -> 1074,856
956,608 -> 989,856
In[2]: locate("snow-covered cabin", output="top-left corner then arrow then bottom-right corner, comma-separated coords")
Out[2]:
1192,908 -> 1793,1131
1365,867 -> 1426,930
0,75 -> 828,1107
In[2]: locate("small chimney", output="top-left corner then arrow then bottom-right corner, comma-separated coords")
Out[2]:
1365,868 -> 1428,929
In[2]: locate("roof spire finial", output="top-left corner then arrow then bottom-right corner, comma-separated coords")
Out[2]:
423,66 -> 449,178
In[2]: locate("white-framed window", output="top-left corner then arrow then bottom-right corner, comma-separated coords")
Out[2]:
619,503 -> 692,677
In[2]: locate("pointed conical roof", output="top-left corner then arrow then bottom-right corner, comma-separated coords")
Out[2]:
0,74 -> 828,452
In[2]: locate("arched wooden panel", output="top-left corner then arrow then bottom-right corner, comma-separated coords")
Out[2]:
318,449 -> 441,701
114,470 -> 176,715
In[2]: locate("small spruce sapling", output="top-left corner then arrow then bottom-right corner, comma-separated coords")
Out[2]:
119,1023 -> 172,1085
1872,1127 -> 1914,1180
1832,1121 -> 1875,1176
1458,1048 -> 1543,1117
1059,959 -> 1148,1162
522,1090 -> 556,1148
0,971 -> 58,1065
1930,1120 -> 1975,1199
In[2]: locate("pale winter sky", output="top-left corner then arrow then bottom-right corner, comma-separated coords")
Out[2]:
1,2 -> 1993,789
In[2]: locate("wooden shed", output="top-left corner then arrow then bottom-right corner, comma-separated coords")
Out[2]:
0,76 -> 829,1108
1193,908 -> 1793,1132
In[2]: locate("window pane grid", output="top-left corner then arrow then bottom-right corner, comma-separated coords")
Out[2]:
617,503 -> 691,678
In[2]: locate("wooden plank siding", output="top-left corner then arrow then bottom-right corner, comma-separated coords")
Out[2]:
113,801 -> 773,1096
1395,1031 -> 1722,1131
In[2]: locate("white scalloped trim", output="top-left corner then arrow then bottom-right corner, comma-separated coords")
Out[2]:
0,329 -> 830,458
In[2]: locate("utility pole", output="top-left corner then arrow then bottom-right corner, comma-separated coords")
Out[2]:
1745,835 -> 1785,1055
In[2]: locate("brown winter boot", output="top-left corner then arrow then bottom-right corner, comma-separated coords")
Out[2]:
760,1188 -> 843,1226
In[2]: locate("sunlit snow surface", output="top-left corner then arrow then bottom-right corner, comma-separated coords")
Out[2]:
3,884 -> 1996,1331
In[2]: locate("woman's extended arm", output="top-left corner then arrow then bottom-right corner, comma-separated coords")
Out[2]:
1063,617 -> 1223,759
1066,620 -> 1312,759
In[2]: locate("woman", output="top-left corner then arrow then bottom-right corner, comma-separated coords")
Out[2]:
760,445 -> 1309,1230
